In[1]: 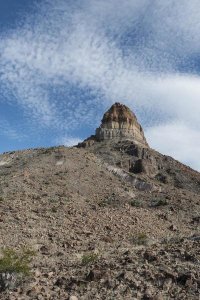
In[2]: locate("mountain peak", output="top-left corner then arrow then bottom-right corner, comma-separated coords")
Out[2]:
80,102 -> 148,147
101,102 -> 136,124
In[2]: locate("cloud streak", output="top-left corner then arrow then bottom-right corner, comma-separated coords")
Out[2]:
0,118 -> 26,141
146,122 -> 200,172
0,0 -> 200,169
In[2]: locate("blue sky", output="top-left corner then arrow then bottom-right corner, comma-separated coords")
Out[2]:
0,0 -> 200,171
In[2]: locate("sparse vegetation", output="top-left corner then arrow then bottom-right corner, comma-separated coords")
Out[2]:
130,199 -> 142,207
0,197 -> 4,202
150,198 -> 168,207
49,197 -> 58,203
131,233 -> 148,245
0,247 -> 36,291
0,247 -> 36,275
81,252 -> 99,266
98,193 -> 120,207
161,236 -> 184,245
155,173 -> 168,184
41,147 -> 56,154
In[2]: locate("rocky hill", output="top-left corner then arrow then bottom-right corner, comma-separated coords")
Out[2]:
0,103 -> 199,300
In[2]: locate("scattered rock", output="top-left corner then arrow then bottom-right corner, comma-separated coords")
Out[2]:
169,224 -> 178,231
69,296 -> 78,300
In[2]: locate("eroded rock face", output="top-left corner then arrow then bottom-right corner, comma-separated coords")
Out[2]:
95,103 -> 148,147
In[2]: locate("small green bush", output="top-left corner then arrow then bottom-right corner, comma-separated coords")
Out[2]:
49,197 -> 57,203
81,253 -> 98,266
98,193 -> 120,207
0,247 -> 36,276
130,199 -> 142,207
132,233 -> 148,245
150,198 -> 168,207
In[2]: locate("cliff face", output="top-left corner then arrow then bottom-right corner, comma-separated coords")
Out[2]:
95,103 -> 148,147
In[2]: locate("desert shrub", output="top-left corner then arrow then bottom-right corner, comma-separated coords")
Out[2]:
81,253 -> 98,266
0,247 -> 35,275
130,199 -> 142,207
150,198 -> 168,207
155,173 -> 168,184
0,247 -> 36,292
98,193 -> 120,207
49,197 -> 57,203
40,147 -> 56,154
131,233 -> 148,245
161,236 -> 184,245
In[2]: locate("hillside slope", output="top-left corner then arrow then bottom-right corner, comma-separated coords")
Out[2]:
0,144 -> 199,300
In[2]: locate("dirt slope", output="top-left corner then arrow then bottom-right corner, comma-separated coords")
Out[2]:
0,145 -> 199,299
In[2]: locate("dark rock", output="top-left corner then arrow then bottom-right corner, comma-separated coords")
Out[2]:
86,269 -> 104,282
169,224 -> 177,231
177,272 -> 194,286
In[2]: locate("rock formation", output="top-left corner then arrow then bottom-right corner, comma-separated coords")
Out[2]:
96,102 -> 148,147
78,103 -> 200,188
79,102 -> 148,148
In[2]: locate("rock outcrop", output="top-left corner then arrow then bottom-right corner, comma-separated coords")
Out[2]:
79,102 -> 148,148
77,103 -> 200,193
96,103 -> 148,147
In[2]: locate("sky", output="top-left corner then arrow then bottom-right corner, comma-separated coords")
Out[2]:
0,0 -> 200,171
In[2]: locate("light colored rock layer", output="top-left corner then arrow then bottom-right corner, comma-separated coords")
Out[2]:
95,103 -> 148,147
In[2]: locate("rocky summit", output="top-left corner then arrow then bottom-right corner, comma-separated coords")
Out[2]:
95,103 -> 148,147
0,103 -> 200,300
79,103 -> 148,148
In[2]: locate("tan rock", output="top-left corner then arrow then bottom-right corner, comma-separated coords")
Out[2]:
95,103 -> 148,147
69,296 -> 78,300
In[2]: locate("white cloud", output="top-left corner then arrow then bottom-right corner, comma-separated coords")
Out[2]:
146,122 -> 200,172
122,74 -> 200,126
0,119 -> 26,141
57,136 -> 82,147
0,0 -> 200,169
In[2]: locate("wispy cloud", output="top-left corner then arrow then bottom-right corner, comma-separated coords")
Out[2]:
56,135 -> 82,147
0,118 -> 26,140
0,0 -> 200,169
146,122 -> 200,172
